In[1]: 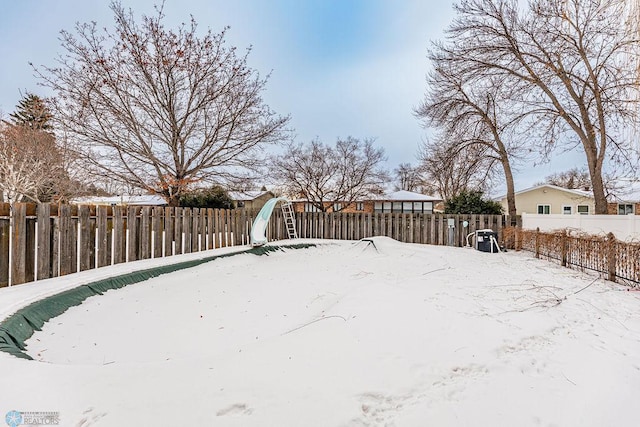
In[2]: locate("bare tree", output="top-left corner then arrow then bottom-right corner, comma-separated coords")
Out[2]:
416,58 -> 528,216
538,167 -> 591,190
0,123 -> 66,202
271,137 -> 389,212
436,0 -> 640,213
417,134 -> 495,201
35,1 -> 289,206
393,163 -> 424,192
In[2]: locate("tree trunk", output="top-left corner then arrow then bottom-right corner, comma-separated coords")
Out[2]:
587,158 -> 608,214
167,194 -> 180,207
501,156 -> 517,218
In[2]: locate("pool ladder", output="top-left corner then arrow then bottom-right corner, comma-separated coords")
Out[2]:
280,201 -> 298,239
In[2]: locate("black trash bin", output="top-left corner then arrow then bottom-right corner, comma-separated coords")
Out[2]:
475,229 -> 500,253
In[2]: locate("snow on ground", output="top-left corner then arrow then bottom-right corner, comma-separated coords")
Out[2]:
1,237 -> 640,426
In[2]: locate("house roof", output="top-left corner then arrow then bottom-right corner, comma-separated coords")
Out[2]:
290,190 -> 441,204
495,184 -> 594,201
227,190 -> 273,201
71,195 -> 167,206
375,190 -> 442,202
495,181 -> 640,203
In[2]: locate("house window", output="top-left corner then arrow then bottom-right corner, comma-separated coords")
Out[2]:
424,201 -> 433,214
332,203 -> 343,212
618,204 -> 634,215
537,204 -> 550,215
402,202 -> 413,212
355,202 -> 364,211
562,205 -> 572,215
577,205 -> 589,215
374,202 -> 392,213
392,202 -> 402,212
304,203 -> 320,212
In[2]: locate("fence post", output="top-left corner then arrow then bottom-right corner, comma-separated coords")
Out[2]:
561,229 -> 568,267
535,227 -> 540,259
607,232 -> 617,282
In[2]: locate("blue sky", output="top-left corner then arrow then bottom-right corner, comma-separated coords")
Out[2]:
0,0 -> 583,192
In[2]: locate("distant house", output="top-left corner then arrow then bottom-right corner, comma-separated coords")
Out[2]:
607,180 -> 640,215
370,190 -> 442,214
498,182 -> 640,216
228,190 -> 275,212
71,195 -> 167,206
291,190 -> 442,214
497,184 -> 595,215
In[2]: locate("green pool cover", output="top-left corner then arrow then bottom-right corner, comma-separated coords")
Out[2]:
0,243 -> 316,360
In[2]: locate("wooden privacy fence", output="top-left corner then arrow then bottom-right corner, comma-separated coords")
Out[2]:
269,211 -> 511,247
1,203 -> 255,287
0,202 -> 514,287
505,227 -> 640,287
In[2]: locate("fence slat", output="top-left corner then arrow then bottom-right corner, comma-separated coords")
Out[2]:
191,208 -> 200,251
200,208 -> 208,249
164,207 -> 174,257
0,215 -> 9,287
127,206 -> 138,262
97,206 -> 109,267
139,207 -> 151,260
183,209 -> 192,253
174,208 -> 183,254
113,206 -> 125,264
213,209 -> 220,249
11,204 -> 27,285
78,205 -> 92,272
36,203 -> 51,280
58,204 -> 74,276
153,207 -> 163,258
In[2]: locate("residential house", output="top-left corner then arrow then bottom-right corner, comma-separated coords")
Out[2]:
498,181 -> 640,216
607,180 -> 640,215
291,190 -> 442,214
497,184 -> 594,215
228,190 -> 275,212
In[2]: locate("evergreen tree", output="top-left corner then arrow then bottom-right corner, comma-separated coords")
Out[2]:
179,186 -> 235,209
444,191 -> 503,215
9,93 -> 53,130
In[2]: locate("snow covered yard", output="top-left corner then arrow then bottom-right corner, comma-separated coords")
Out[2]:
1,237 -> 640,426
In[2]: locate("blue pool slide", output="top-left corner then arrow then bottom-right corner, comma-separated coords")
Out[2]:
250,197 -> 288,246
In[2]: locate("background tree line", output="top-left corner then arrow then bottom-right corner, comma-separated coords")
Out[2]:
1,0 -> 637,214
